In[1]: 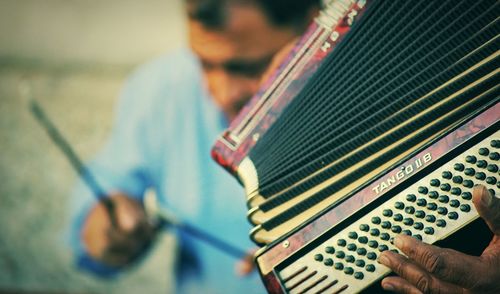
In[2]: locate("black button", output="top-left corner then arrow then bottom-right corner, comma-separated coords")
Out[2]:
463,180 -> 474,188
460,204 -> 471,212
345,255 -> 355,263
448,212 -> 459,220
347,243 -> 357,251
440,183 -> 451,191
450,187 -> 462,195
415,210 -> 426,218
381,221 -> 391,229
403,218 -> 414,226
413,222 -> 424,230
487,164 -> 498,173
427,202 -> 438,211
490,188 -> 496,196
475,172 -> 486,180
359,224 -> 370,232
394,202 -> 405,209
368,240 -> 378,248
491,140 -> 500,148
452,176 -> 463,184
477,160 -> 488,168
367,252 -> 377,260
344,267 -> 354,275
337,239 -> 347,247
383,209 -> 393,217
358,236 -> 368,244
354,272 -> 364,280
438,195 -> 449,203
348,232 -> 358,239
355,259 -> 365,267
391,225 -> 402,233
462,192 -> 472,200
336,251 -> 345,258
406,194 -> 417,202
430,179 -> 440,187
334,262 -> 344,270
465,155 -> 477,164
402,230 -> 412,236
416,198 -> 427,207
454,163 -> 465,171
325,246 -> 335,254
450,199 -> 460,207
442,171 -> 452,179
370,228 -> 380,236
405,206 -> 416,214
425,215 -> 436,223
464,168 -> 475,176
489,152 -> 499,160
437,206 -> 448,215
390,249 -> 399,254
372,216 -> 381,224
418,186 -> 428,194
324,258 -> 334,266
357,247 -> 367,256
393,213 -> 403,222
486,177 -> 497,185
380,233 -> 390,241
424,227 -> 435,235
436,219 -> 447,227
478,148 -> 490,156
428,191 -> 439,199
413,234 -> 423,240
378,244 -> 389,252
366,264 -> 376,272
314,254 -> 324,261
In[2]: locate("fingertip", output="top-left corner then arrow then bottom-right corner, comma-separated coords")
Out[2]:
378,251 -> 391,266
381,280 -> 395,292
394,234 -> 415,251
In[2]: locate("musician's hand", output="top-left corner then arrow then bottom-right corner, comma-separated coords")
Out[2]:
82,193 -> 156,267
379,185 -> 500,294
236,248 -> 258,276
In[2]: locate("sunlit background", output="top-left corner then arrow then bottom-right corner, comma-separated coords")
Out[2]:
0,0 -> 187,292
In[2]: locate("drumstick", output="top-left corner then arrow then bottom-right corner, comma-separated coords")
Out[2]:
21,81 -> 247,259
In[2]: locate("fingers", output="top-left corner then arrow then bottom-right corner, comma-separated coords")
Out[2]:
381,276 -> 423,294
235,248 -> 257,276
381,235 -> 484,289
379,250 -> 466,294
472,185 -> 500,236
82,193 -> 156,267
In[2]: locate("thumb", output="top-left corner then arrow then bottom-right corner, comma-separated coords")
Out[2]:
472,185 -> 500,236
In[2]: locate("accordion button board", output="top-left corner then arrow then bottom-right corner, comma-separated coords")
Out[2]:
276,132 -> 498,294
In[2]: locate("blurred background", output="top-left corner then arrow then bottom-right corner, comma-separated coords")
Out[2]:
0,0 -> 187,293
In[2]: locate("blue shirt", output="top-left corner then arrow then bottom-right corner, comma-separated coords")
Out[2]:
70,48 -> 264,293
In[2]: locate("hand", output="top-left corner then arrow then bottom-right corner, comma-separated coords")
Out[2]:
235,248 -> 258,276
379,185 -> 500,294
82,193 -> 156,267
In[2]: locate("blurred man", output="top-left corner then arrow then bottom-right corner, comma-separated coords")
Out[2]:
70,0 -> 320,293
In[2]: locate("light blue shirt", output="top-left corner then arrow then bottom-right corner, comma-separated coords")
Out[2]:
70,48 -> 264,293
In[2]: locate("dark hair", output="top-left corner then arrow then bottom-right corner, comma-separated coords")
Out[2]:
186,0 -> 321,29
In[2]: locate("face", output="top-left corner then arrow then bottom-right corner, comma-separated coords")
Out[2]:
189,3 -> 300,121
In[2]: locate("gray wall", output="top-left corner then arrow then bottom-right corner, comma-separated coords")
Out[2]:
0,1 -> 186,293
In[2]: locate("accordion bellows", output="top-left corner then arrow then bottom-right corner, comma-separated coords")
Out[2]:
212,0 -> 499,293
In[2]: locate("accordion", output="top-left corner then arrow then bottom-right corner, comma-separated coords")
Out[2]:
212,0 -> 499,293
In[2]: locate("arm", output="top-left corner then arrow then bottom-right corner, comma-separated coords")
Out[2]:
70,65 -> 160,274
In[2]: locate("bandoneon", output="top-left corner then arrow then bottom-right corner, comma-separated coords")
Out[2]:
212,0 -> 499,293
